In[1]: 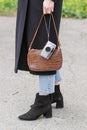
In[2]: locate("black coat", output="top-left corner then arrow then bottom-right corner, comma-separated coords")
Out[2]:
14,0 -> 63,75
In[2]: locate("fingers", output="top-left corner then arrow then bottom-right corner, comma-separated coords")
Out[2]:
43,1 -> 54,14
43,6 -> 54,14
43,8 -> 52,14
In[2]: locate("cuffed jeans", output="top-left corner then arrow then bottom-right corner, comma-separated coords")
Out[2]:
39,70 -> 62,94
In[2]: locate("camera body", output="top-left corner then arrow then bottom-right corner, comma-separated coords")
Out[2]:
40,41 -> 56,59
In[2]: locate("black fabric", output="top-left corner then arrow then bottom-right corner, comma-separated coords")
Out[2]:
52,0 -> 57,3
14,0 -> 63,75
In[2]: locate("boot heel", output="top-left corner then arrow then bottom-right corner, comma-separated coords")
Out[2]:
43,107 -> 52,118
56,99 -> 64,108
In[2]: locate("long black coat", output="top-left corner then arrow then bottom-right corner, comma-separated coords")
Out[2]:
14,0 -> 63,75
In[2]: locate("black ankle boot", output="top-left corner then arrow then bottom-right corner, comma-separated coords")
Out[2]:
31,85 -> 64,109
18,93 -> 52,121
50,85 -> 64,108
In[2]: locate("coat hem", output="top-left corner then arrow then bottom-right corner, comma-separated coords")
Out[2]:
14,68 -> 56,75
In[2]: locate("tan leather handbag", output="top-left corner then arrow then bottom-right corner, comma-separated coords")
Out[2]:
27,13 -> 63,72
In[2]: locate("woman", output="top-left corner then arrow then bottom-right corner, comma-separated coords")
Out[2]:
15,0 -> 64,120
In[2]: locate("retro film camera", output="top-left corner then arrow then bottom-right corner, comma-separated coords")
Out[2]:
40,41 -> 56,59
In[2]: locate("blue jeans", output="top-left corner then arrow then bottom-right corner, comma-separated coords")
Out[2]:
39,70 -> 62,94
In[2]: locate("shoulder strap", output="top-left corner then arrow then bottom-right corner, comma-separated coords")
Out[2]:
28,13 -> 60,50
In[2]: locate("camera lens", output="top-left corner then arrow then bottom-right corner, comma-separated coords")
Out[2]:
45,47 -> 51,52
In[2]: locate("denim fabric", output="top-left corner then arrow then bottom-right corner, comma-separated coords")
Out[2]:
39,70 -> 62,94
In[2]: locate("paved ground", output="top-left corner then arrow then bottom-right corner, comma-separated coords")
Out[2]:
0,16 -> 87,130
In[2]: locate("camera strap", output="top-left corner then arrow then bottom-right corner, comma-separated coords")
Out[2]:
44,15 -> 51,41
28,13 -> 61,50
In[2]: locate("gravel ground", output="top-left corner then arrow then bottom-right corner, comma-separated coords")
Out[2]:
0,16 -> 87,130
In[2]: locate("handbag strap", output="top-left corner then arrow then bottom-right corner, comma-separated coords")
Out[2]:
28,13 -> 61,50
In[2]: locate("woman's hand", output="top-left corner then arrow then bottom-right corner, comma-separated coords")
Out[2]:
43,0 -> 54,14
